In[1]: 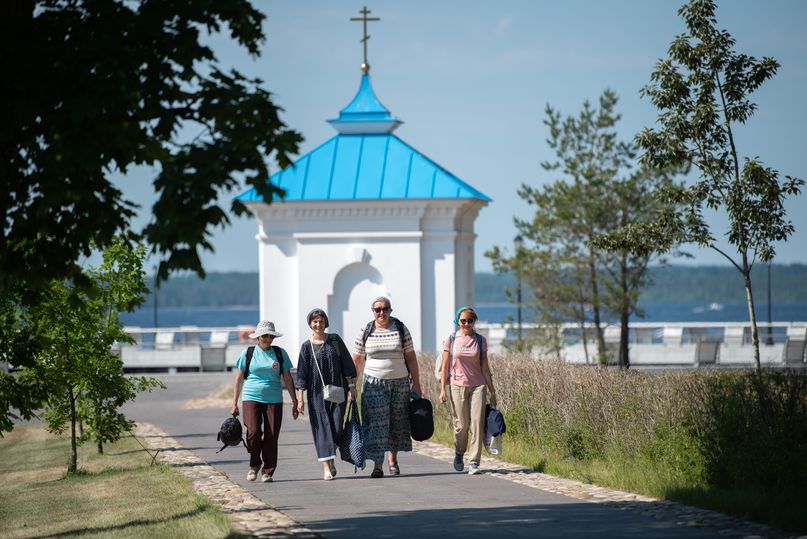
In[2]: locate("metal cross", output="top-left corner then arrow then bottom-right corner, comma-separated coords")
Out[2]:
350,6 -> 380,74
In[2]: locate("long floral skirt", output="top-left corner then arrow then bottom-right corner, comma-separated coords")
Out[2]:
360,375 -> 411,464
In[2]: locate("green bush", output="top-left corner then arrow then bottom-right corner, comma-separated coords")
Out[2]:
683,370 -> 807,491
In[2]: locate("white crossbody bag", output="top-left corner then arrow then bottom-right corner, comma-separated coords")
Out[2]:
310,341 -> 345,404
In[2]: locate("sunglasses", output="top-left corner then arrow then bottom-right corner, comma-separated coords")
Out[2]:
459,318 -> 475,325
373,307 -> 391,314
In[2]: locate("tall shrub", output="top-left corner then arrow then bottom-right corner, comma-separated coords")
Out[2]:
683,371 -> 807,490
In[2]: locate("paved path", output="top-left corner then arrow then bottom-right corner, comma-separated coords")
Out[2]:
123,373 -> 792,539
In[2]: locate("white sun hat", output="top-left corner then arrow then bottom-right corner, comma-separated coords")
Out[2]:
248,320 -> 283,339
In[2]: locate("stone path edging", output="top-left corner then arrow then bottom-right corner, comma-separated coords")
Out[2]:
134,422 -> 320,538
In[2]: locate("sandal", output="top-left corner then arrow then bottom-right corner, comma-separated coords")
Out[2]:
323,471 -> 334,481
370,467 -> 384,479
389,463 -> 400,476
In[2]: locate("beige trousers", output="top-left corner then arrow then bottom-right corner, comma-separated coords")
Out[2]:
449,384 -> 487,465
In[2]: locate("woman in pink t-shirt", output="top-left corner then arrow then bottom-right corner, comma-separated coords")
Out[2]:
439,306 -> 497,475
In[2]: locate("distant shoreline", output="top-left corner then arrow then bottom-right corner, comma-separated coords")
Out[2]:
140,264 -> 807,309
121,302 -> 807,328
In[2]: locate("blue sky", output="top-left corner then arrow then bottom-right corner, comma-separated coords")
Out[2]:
116,0 -> 807,273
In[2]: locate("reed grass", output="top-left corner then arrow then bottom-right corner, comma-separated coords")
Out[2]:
416,352 -> 807,533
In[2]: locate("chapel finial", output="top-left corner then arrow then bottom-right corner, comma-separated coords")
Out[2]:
350,6 -> 380,74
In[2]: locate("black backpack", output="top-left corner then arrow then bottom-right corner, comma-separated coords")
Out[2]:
362,318 -> 412,378
244,345 -> 282,379
361,317 -> 407,349
409,396 -> 434,441
216,416 -> 248,453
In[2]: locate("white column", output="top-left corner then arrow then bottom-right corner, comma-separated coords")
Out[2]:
455,201 -> 484,313
258,226 -> 299,364
378,238 -> 423,350
420,210 -> 458,353
426,233 -> 457,353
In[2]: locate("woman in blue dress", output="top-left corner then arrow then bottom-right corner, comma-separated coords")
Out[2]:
295,308 -> 358,480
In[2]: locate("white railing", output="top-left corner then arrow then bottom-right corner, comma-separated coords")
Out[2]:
116,321 -> 807,372
474,321 -> 806,367
117,326 -> 254,372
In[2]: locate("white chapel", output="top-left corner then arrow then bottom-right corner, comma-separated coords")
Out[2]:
237,20 -> 490,359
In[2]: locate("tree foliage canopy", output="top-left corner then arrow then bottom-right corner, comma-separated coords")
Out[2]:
0,0 -> 299,432
488,90 -> 683,364
599,0 -> 803,368
630,0 -> 803,263
1,0 -> 302,294
11,239 -> 162,459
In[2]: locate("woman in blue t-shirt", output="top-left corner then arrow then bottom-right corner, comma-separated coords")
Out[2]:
231,320 -> 299,483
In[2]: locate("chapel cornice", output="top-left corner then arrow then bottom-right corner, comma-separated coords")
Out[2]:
244,199 -> 476,223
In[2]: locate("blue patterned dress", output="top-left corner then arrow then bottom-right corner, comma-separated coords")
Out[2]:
295,334 -> 356,461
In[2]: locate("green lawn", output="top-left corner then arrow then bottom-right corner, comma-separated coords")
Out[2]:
0,424 -> 240,539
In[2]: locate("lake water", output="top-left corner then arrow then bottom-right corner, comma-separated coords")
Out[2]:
120,302 -> 807,328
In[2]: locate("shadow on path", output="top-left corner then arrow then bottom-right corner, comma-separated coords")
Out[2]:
296,502 -> 705,539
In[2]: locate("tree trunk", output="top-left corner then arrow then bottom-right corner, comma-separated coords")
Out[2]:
742,257 -> 761,370
619,310 -> 630,370
96,404 -> 104,453
587,258 -> 607,364
68,386 -> 77,473
580,319 -> 590,365
619,255 -> 630,369
576,298 -> 591,364
65,330 -> 77,473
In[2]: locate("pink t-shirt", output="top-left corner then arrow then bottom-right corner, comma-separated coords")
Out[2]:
442,332 -> 488,387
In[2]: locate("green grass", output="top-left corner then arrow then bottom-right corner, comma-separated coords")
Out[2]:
431,419 -> 806,533
0,424 -> 241,539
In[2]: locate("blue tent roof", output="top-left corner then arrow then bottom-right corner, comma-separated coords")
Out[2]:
237,134 -> 490,202
236,75 -> 490,203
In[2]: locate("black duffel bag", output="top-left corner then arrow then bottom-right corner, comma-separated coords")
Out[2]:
409,394 -> 434,441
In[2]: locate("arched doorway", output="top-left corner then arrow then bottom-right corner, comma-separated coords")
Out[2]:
328,262 -> 386,342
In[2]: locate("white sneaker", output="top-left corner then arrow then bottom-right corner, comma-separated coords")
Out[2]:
468,463 -> 481,475
261,473 -> 273,483
247,467 -> 259,481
